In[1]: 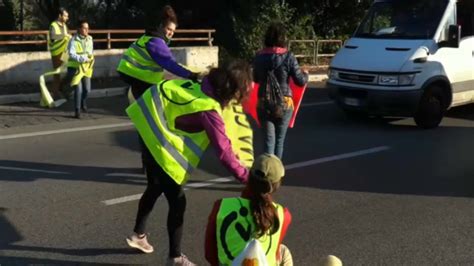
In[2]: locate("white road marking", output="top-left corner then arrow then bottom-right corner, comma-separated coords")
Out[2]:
0,122 -> 133,140
101,176 -> 234,205
300,101 -> 333,107
0,100 -> 330,141
106,173 -> 145,178
0,166 -> 70,174
102,194 -> 143,205
102,146 -> 390,206
285,146 -> 390,170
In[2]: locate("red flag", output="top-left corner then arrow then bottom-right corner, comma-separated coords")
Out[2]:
242,79 -> 307,128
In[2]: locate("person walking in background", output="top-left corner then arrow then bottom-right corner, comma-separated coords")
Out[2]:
205,153 -> 293,266
253,22 -> 309,160
65,19 -> 94,119
48,7 -> 71,99
117,5 -> 202,172
125,60 -> 252,266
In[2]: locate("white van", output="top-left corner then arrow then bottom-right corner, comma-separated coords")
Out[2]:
328,0 -> 474,128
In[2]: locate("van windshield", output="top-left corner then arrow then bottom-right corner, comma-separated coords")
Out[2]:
355,0 -> 449,39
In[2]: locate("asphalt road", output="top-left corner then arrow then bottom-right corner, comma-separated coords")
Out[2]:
1,89 -> 474,265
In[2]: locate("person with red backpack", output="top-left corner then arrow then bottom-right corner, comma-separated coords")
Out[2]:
253,22 -> 309,160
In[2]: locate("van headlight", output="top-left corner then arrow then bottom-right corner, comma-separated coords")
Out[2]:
378,74 -> 416,86
328,69 -> 338,79
398,74 -> 416,85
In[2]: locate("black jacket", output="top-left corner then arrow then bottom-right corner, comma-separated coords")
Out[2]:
253,51 -> 308,98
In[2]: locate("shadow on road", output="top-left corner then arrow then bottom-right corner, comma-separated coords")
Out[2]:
0,160 -> 146,186
0,96 -> 129,128
445,103 -> 474,121
0,201 -> 142,264
0,257 -> 119,265
281,118 -> 474,198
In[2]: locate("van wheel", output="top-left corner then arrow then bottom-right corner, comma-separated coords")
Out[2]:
414,85 -> 445,129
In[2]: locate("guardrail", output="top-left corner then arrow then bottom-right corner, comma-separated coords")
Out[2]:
288,39 -> 343,65
0,29 -> 216,50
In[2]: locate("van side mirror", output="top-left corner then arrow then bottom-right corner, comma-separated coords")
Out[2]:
446,25 -> 460,48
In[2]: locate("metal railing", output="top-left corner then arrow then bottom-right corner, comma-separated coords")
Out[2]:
288,39 -> 343,65
0,29 -> 216,50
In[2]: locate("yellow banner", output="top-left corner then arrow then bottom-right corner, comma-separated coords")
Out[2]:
39,65 -> 67,108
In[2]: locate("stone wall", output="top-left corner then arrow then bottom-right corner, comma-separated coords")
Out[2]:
0,46 -> 219,85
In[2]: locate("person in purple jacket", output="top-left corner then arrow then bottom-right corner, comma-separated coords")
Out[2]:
117,5 -> 200,99
125,61 -> 252,266
117,5 -> 201,173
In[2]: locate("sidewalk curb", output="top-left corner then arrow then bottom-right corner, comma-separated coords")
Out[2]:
308,74 -> 328,83
0,74 -> 327,105
0,87 -> 128,105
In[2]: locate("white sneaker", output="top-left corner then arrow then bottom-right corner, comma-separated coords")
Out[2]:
126,233 -> 154,254
166,253 -> 196,266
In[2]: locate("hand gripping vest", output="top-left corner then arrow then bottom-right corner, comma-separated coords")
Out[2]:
49,21 -> 70,57
117,35 -> 165,84
67,35 -> 94,86
216,197 -> 284,266
126,79 -> 222,184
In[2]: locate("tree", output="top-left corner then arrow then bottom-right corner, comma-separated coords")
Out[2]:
214,0 -> 315,61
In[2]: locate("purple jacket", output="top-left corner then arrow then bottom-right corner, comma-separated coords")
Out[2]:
174,78 -> 249,183
146,37 -> 192,78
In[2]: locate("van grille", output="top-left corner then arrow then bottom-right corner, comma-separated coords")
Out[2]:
338,72 -> 376,83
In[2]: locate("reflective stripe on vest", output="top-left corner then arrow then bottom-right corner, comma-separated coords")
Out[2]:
49,21 -> 69,56
117,35 -> 164,84
67,35 -> 94,86
216,198 -> 284,265
126,79 -> 222,184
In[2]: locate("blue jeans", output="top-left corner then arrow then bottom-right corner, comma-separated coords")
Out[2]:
257,106 -> 293,159
66,67 -> 91,110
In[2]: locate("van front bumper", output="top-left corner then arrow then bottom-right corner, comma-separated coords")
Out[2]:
327,82 -> 423,116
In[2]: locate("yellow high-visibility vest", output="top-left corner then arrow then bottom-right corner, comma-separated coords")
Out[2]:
117,35 -> 165,84
67,35 -> 94,86
49,21 -> 70,57
126,79 -> 254,184
216,197 -> 284,265
222,101 -> 254,168
126,79 -> 221,184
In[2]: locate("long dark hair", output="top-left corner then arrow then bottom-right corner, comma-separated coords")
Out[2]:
248,175 -> 281,238
146,5 -> 178,36
207,60 -> 252,106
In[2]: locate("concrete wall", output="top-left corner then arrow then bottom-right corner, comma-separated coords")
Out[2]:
0,46 -> 219,85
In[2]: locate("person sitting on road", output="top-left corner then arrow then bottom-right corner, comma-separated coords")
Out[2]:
205,153 -> 293,266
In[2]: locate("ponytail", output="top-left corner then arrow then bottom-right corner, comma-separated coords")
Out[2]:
248,177 -> 280,238
161,5 -> 178,27
145,5 -> 178,36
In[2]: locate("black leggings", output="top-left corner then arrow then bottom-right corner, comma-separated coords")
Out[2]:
133,145 -> 186,258
118,72 -> 151,171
